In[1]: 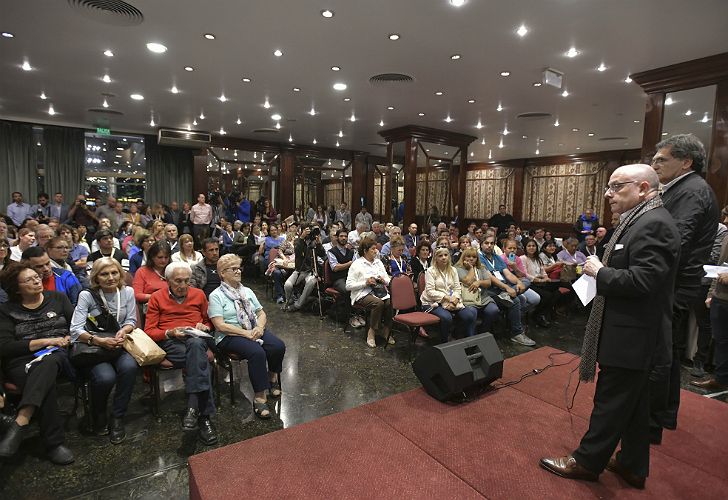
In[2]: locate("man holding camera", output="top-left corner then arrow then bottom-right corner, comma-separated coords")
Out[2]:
284,223 -> 325,312
67,194 -> 99,242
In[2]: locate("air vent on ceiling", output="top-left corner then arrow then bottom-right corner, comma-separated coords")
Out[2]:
252,128 -> 280,134
516,112 -> 552,120
369,73 -> 415,85
158,128 -> 211,148
87,108 -> 123,115
599,136 -> 629,141
67,0 -> 144,26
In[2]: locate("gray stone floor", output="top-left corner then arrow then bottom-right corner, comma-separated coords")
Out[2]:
0,278 -> 724,499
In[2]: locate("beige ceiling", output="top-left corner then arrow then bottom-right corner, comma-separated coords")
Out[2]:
1,0 -> 727,162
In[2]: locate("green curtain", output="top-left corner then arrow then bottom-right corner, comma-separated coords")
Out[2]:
43,125 -> 85,201
0,120 -> 35,209
145,135 -> 194,205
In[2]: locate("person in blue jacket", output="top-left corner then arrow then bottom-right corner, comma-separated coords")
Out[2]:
21,246 -> 82,306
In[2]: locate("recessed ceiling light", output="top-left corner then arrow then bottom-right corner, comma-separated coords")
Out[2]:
387,106 -> 394,110
343,97 -> 351,102
102,74 -> 111,83
273,49 -> 283,57
500,71 -> 510,77
103,49 -> 114,57
312,138 -> 317,144
572,127 -> 579,132
665,97 -> 674,105
193,119 -> 198,126
434,91 -> 444,96
333,82 -> 347,91
502,125 -> 510,135
522,135 -> 528,139
576,147 -> 581,150
271,113 -> 282,121
146,42 -> 167,53
150,117 -> 156,127
597,62 -> 607,72
350,112 -> 356,122
450,0 -> 466,6
40,92 -> 47,100
662,132 -> 668,136
48,104 -> 55,115
275,122 -> 281,129
624,75 -> 633,83
263,98 -> 271,109
321,9 -> 334,18
633,119 -> 640,123
102,99 -> 109,108
236,117 -> 242,125
516,24 -> 528,37
532,82 -> 542,87
2,32 -> 14,38
379,120 -> 384,126
498,137 -> 504,149
444,115 -> 453,123
241,77 -> 251,83
292,87 -> 301,92
418,112 -> 425,117
476,119 -> 483,129
338,130 -> 344,138
21,60 -> 32,71
203,33 -> 216,40
496,103 -> 503,112
288,134 -> 294,142
467,99 -> 476,103
309,106 -> 316,116
130,93 -> 144,100
481,138 -> 486,145
450,54 -> 461,60
565,47 -> 579,58
184,66 -> 194,72
218,94 -> 227,102
199,112 -> 205,119
171,85 -> 179,94
219,127 -> 226,135
561,89 -> 569,97
331,65 -> 341,71
685,109 -> 692,116
388,34 -> 400,41
701,113 -> 710,123
587,132 -> 595,137
554,118 -> 560,127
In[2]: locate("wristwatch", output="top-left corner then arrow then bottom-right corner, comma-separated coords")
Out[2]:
87,335 -> 95,346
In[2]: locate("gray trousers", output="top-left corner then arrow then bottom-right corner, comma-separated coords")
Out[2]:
284,270 -> 318,308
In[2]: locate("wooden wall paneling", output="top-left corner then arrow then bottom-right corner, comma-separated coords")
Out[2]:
403,138 -> 418,227
707,80 -> 728,208
351,153 -> 367,212
192,154 -> 208,200
641,93 -> 665,162
365,161 -> 375,214
278,150 -> 295,218
385,143 -> 393,222
511,160 -> 526,223
457,148 -> 466,231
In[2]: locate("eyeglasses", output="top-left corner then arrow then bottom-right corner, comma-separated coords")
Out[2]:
20,275 -> 43,284
604,181 -> 637,194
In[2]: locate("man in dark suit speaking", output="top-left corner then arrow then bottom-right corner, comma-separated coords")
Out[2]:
540,164 -> 680,489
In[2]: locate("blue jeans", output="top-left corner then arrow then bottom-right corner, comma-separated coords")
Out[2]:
517,288 -> 541,313
475,302 -> 501,333
272,269 -> 289,300
218,330 -> 286,393
425,305 -> 478,343
711,297 -> 728,385
86,352 -> 138,418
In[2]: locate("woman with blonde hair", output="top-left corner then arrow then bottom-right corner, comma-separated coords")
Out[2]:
454,247 -> 500,334
421,247 -> 477,342
70,257 -> 137,444
172,234 -> 203,265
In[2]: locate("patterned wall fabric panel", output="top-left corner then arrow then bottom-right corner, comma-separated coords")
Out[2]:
521,162 -> 608,223
324,183 -> 343,208
416,170 -> 449,215
344,181 -> 352,208
464,167 -> 515,219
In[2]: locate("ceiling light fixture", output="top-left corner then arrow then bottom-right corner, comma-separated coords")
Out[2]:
236,117 -> 242,125
535,148 -> 540,155
273,49 -> 283,57
102,99 -> 109,108
500,71 -> 510,77
203,33 -> 216,40
561,89 -> 569,97
146,42 -> 167,53
587,132 -> 595,137
435,91 -> 444,96
388,34 -> 400,41
522,135 -> 528,139
263,98 -> 271,109
467,99 -> 476,103
565,47 -> 579,58
624,75 -> 633,83
481,137 -> 486,145
40,91 -> 47,100
450,54 -> 461,60
387,106 -> 394,110
150,116 -> 156,127
271,113 -> 282,121
633,119 -> 640,123
488,149 -> 492,159
498,137 -> 504,149
333,82 -> 347,91
321,9 -> 334,18
379,119 -> 384,126
102,74 -> 111,83
444,115 -> 453,123
702,113 -> 710,123
184,66 -> 194,72
572,127 -> 579,132
476,119 -> 483,129
597,62 -> 607,72
289,134 -> 293,142
338,130 -> 343,137
496,103 -> 503,112
336,141 -> 340,147
21,60 -> 32,71
665,96 -> 674,105
218,94 -> 227,102
241,77 -> 251,83
450,0 -> 466,7
103,49 -> 114,57
130,93 -> 144,100
516,24 -> 528,37
193,119 -> 198,126
275,122 -> 281,129
312,138 -> 317,144
331,66 -> 341,71
309,106 -> 316,116
219,127 -> 226,135
554,118 -> 559,127
349,112 -> 356,122
418,112 -> 425,117
48,104 -> 55,115
685,109 -> 692,116
502,125 -> 509,135
199,112 -> 205,119
292,87 -> 301,92
1,32 -> 14,38
343,97 -> 351,102
532,82 -> 542,87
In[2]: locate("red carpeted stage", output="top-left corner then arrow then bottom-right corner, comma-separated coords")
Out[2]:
189,347 -> 728,499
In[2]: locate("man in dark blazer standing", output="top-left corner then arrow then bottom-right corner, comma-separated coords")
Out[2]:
540,164 -> 680,489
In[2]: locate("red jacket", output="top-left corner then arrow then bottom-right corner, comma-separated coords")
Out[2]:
145,287 -> 211,341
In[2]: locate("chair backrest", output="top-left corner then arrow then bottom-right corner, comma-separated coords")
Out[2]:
417,271 -> 426,295
323,259 -> 333,286
390,275 -> 417,310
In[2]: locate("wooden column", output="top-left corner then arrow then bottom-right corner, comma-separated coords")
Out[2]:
279,149 -> 295,218
351,153 -> 367,212
457,147 -> 467,232
403,138 -> 418,227
707,80 -> 728,208
512,162 -> 525,224
192,154 -> 208,199
640,93 -> 665,162
365,161 -> 375,214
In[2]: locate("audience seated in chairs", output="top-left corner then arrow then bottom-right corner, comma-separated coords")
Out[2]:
500,238 -> 542,311
519,239 -> 560,328
539,240 -> 564,279
259,223 -> 285,269
88,229 -> 129,272
454,248 -> 500,334
143,262 -> 217,445
208,254 -> 286,420
0,262 -> 76,465
189,238 -> 222,298
327,229 -> 360,326
386,235 -> 411,278
128,230 -> 155,276
421,247 -> 478,343
346,237 -> 394,348
22,246 -> 82,306
266,236 -> 295,304
69,258 -> 137,444
410,241 -> 432,286
172,234 -> 203,266
47,235 -> 89,289
284,223 -> 325,312
132,241 -> 171,316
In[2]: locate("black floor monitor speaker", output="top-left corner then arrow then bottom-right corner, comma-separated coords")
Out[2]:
412,333 -> 503,402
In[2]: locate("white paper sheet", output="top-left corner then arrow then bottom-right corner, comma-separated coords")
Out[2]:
703,265 -> 728,279
572,274 -> 597,306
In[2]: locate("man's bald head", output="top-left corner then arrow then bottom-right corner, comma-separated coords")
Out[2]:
613,164 -> 660,191
606,164 -> 660,214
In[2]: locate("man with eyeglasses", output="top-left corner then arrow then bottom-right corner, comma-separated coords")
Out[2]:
648,134 -> 719,444
46,236 -> 89,288
144,262 -> 217,445
21,246 -> 82,306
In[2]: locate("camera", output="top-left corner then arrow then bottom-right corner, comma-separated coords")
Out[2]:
308,226 -> 321,240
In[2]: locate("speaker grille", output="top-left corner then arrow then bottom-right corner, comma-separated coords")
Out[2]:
67,0 -> 144,26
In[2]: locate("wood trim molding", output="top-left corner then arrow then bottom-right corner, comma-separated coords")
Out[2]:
631,52 -> 728,94
378,125 -> 477,146
466,148 -> 641,171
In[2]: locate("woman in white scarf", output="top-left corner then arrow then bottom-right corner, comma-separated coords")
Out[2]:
208,254 -> 286,419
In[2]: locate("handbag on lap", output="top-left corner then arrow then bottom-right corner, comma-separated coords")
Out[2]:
70,291 -> 123,367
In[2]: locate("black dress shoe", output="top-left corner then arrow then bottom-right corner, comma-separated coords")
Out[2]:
606,458 -> 645,489
182,408 -> 199,430
539,455 -> 599,482
0,413 -> 15,431
93,413 -> 109,436
47,444 -> 75,465
689,360 -> 705,378
198,417 -> 218,446
109,416 -> 125,445
690,378 -> 728,392
535,315 -> 551,328
0,422 -> 26,458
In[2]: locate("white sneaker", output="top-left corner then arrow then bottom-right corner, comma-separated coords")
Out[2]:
511,333 -> 536,346
349,317 -> 360,328
355,315 -> 366,327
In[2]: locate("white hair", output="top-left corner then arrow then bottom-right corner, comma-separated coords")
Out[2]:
164,262 -> 191,281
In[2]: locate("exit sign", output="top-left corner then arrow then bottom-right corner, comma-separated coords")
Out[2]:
96,127 -> 111,135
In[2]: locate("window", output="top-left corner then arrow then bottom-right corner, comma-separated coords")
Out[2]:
84,132 -> 146,203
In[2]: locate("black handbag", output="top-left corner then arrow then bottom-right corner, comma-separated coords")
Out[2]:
70,291 -> 123,367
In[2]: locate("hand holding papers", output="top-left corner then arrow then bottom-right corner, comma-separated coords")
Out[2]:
573,274 -> 598,306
